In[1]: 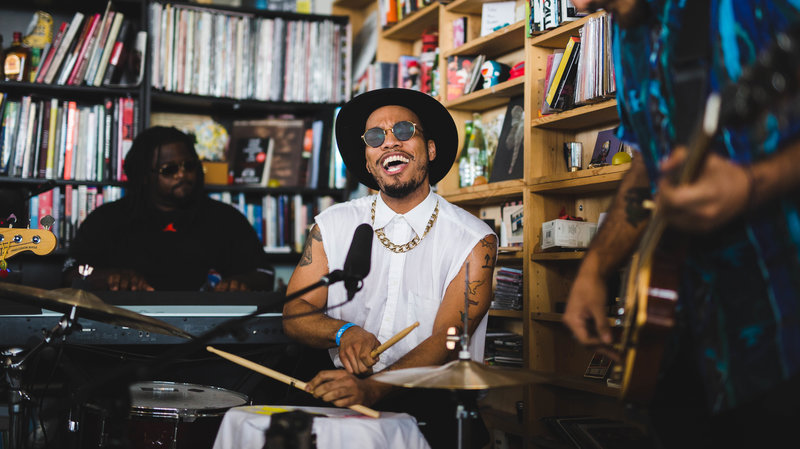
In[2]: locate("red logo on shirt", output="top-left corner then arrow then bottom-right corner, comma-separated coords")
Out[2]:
162,223 -> 177,232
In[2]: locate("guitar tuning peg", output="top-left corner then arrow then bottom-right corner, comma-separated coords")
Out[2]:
40,215 -> 55,231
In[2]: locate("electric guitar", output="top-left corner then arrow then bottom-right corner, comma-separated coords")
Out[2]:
0,227 -> 58,260
613,25 -> 800,403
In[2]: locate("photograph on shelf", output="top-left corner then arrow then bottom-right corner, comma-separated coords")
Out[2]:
490,95 -> 525,182
502,201 -> 524,247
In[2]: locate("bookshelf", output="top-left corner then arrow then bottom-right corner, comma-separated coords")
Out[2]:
0,0 -> 351,263
349,1 -> 634,445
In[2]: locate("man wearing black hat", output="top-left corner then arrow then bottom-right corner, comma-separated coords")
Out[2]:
283,88 -> 497,448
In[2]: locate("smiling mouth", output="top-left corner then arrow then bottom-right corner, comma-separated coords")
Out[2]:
381,154 -> 412,174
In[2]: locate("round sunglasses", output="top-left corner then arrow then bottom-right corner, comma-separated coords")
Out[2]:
361,121 -> 422,148
153,159 -> 200,177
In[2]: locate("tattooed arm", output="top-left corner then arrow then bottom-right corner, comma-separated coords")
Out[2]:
305,233 -> 498,408
563,154 -> 651,352
283,224 -> 381,373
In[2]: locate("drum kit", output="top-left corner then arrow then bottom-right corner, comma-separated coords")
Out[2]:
0,262 -> 540,449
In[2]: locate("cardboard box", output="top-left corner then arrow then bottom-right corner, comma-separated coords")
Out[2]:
541,219 -> 597,249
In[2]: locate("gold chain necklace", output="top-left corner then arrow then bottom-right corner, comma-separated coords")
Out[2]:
371,198 -> 439,253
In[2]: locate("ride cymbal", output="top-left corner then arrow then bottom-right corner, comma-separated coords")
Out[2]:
372,359 -> 544,390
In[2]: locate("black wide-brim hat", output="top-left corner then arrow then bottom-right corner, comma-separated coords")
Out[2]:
335,88 -> 458,191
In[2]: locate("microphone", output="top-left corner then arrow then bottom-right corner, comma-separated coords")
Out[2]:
342,223 -> 373,301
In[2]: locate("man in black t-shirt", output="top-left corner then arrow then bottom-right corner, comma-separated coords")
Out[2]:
65,126 -> 273,291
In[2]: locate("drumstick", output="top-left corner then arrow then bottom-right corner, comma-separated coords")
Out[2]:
369,321 -> 420,359
206,346 -> 380,419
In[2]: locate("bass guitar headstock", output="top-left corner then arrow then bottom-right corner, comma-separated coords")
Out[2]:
0,227 -> 58,259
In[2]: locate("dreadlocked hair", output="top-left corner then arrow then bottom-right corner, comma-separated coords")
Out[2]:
122,126 -> 205,216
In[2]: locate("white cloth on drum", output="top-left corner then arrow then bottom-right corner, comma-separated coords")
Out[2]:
212,405 -> 431,449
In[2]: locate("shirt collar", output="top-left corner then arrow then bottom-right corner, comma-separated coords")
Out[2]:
373,190 -> 437,237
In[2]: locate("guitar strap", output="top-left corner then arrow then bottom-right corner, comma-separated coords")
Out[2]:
671,0 -> 711,145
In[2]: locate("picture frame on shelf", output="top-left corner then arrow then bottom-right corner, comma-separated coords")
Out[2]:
490,95 -> 525,182
588,128 -> 622,168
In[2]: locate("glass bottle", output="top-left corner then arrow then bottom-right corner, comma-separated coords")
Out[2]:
458,120 -> 473,188
3,32 -> 31,82
468,113 -> 488,184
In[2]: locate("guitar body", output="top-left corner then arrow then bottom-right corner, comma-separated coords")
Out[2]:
617,227 -> 684,403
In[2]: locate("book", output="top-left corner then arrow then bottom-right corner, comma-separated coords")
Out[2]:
490,95 -> 525,182
398,55 -> 421,91
541,50 -> 564,115
502,201 -> 524,247
43,12 -> 85,84
68,12 -> 103,85
588,129 -> 623,168
452,17 -> 466,48
101,19 -> 132,86
480,1 -> 516,36
545,36 -> 580,109
231,137 -> 274,186
231,119 -> 307,188
58,13 -> 100,85
446,55 -> 477,101
35,21 -> 68,84
463,54 -> 486,95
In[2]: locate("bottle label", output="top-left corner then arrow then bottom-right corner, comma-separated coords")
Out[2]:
4,55 -> 21,77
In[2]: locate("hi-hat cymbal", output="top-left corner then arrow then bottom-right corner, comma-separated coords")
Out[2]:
0,282 -> 194,339
372,359 -> 545,390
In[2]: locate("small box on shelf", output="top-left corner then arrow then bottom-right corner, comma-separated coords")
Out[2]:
541,218 -> 596,249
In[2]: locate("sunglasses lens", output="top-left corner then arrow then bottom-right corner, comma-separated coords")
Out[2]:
183,159 -> 199,171
393,121 -> 415,141
159,163 -> 180,176
363,128 -> 386,147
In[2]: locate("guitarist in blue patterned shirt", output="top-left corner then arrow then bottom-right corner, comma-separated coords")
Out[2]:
564,1 -> 800,447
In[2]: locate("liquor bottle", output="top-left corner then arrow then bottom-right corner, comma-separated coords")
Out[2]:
458,120 -> 473,188
3,32 -> 31,82
468,113 -> 488,185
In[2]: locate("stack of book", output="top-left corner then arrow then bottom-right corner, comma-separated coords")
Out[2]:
492,266 -> 523,311
33,2 -> 142,87
484,330 -> 523,367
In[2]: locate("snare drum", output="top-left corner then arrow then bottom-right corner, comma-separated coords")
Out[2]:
81,381 -> 249,449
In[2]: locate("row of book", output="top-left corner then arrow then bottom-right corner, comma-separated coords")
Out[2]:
149,2 -> 351,104
492,266 -> 523,311
31,2 -> 144,87
528,0 -> 586,35
351,49 -> 439,98
209,191 -> 336,253
0,94 -> 137,181
541,13 -> 615,115
484,330 -> 523,367
28,185 -> 125,248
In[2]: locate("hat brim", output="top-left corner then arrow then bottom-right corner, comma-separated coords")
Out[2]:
335,88 -> 458,191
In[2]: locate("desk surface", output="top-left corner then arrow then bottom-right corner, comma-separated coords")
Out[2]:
213,405 -> 431,449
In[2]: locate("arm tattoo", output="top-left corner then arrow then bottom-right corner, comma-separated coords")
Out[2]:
299,226 -> 322,266
479,236 -> 497,268
624,187 -> 653,226
466,280 -> 483,304
460,311 -> 472,323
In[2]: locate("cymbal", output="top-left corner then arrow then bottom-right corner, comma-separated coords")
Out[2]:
372,359 -> 545,390
0,282 -> 194,339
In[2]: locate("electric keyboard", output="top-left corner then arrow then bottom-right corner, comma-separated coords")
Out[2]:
0,290 -> 289,346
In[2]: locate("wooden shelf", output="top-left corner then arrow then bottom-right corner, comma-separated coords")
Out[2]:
531,99 -> 619,130
333,0 -> 373,8
443,20 -> 526,59
446,0 -> 497,15
439,179 -> 524,206
528,11 -> 606,49
531,251 -> 585,261
532,312 -> 621,328
489,309 -> 523,318
443,76 -> 525,111
498,248 -> 524,263
0,80 -> 140,99
530,163 -> 629,194
381,3 -> 439,41
150,90 -> 341,114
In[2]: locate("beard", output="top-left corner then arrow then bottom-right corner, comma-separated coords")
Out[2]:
376,164 -> 429,199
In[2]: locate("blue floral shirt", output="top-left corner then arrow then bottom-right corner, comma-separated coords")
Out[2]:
613,0 -> 800,412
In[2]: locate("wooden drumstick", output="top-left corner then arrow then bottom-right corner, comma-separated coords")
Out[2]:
206,346 -> 380,418
369,321 -> 420,359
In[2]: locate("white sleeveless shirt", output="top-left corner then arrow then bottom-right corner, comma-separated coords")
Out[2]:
315,190 -> 495,372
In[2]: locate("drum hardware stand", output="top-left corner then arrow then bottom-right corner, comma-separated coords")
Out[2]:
443,262 -> 482,449
2,305 -> 81,449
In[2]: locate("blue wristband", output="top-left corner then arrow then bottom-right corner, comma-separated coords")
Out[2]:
335,322 -> 357,346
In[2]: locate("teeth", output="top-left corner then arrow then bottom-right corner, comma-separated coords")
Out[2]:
382,155 -> 410,168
